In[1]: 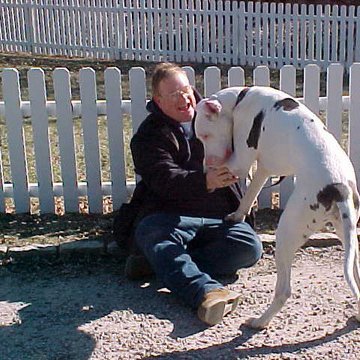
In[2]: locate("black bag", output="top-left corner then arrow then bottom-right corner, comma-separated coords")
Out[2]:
112,181 -> 148,252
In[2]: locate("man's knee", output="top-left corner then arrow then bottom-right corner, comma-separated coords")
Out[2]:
229,222 -> 263,268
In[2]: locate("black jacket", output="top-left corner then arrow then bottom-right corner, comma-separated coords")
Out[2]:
129,100 -> 244,220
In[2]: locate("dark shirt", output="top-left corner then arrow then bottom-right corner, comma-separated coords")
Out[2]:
130,100 -> 243,220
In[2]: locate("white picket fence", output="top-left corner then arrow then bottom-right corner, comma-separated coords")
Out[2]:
0,0 -> 360,70
1,63 -> 360,214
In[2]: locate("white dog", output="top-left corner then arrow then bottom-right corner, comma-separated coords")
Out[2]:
195,86 -> 360,329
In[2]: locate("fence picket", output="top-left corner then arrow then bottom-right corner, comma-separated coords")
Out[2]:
326,63 -> 343,142
28,68 -> 55,213
227,67 -> 245,87
204,66 -> 221,97
129,67 -> 147,133
104,67 -> 127,209
79,67 -> 103,213
279,65 -> 296,208
53,68 -> 79,212
2,69 -> 30,213
304,64 -> 320,114
349,63 -> 360,185
0,147 -> 5,212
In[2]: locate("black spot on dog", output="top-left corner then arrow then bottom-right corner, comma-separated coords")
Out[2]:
312,219 -> 316,223
342,213 -> 349,219
297,126 -> 300,130
274,98 -> 299,111
311,119 -> 315,122
310,203 -> 319,211
262,126 -> 265,132
235,87 -> 250,108
247,111 -> 264,149
317,183 -> 349,211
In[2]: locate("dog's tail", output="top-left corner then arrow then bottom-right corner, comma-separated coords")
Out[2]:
337,196 -> 360,301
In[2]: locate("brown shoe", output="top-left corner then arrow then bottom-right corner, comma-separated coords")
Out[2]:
197,288 -> 240,326
124,254 -> 154,280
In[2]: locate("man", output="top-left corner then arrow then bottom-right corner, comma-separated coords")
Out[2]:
126,62 -> 262,326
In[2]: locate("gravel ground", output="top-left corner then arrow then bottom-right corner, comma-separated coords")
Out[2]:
1,244 -> 359,360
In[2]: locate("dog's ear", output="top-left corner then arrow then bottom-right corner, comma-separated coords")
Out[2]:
204,99 -> 222,116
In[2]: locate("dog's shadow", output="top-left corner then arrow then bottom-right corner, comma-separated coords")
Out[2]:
144,318 -> 359,359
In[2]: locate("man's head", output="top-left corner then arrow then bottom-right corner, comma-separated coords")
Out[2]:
152,63 -> 196,123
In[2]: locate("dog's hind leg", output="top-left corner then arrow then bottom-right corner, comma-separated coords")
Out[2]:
246,194 -> 312,329
333,216 -> 360,322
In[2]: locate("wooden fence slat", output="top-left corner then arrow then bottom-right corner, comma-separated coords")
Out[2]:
326,63 -> 343,142
279,65 -> 296,209
304,64 -> 320,114
349,63 -> 360,185
2,69 -> 30,213
204,66 -> 221,97
53,68 -> 79,212
129,67 -> 147,134
104,67 -> 127,210
0,147 -> 5,212
227,67 -> 245,87
79,67 -> 103,213
28,68 -> 55,213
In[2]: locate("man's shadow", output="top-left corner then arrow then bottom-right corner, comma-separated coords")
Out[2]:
0,248 -> 210,360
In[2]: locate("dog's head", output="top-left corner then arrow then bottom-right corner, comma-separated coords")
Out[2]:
195,95 -> 234,168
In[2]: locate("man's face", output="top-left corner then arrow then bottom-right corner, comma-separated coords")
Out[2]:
154,72 -> 196,123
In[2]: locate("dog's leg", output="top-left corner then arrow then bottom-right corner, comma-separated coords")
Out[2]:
333,217 -> 360,322
226,166 -> 270,222
246,195 -> 312,329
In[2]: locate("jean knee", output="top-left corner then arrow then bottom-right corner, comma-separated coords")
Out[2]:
230,223 -> 263,268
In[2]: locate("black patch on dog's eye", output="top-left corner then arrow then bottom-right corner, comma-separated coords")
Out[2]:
247,111 -> 264,149
310,203 -> 319,211
274,98 -> 299,111
342,213 -> 349,219
235,87 -> 250,108
317,183 -> 349,211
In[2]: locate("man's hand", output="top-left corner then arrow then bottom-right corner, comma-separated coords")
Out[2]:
206,166 -> 239,191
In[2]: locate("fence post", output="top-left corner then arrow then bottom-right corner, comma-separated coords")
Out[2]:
24,0 -> 35,54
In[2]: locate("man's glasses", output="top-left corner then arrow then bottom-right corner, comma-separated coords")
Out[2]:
160,85 -> 193,101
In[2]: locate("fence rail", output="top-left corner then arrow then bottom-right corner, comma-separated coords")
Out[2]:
0,0 -> 360,70
1,63 -> 360,214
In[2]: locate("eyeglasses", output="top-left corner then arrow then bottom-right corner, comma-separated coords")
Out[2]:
160,85 -> 193,101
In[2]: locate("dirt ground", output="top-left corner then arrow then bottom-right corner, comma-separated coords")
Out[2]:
0,244 -> 359,360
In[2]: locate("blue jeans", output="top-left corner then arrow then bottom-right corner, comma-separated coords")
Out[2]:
134,213 -> 262,308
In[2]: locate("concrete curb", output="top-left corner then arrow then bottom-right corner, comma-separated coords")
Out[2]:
1,230 -> 356,262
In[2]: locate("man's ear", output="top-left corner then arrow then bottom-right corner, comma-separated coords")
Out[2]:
153,95 -> 161,106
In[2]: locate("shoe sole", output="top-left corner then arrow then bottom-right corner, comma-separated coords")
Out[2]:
198,295 -> 240,326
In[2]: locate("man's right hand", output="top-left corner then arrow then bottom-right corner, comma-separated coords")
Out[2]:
206,166 -> 239,191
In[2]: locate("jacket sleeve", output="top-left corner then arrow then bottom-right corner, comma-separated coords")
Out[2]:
130,128 -> 209,201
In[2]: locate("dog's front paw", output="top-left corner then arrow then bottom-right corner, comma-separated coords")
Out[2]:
245,317 -> 268,330
225,212 -> 246,222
